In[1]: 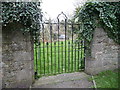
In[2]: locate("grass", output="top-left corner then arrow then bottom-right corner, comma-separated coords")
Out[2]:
34,40 -> 85,78
89,69 -> 119,88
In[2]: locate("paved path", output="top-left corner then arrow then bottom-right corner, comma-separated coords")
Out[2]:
32,72 -> 93,88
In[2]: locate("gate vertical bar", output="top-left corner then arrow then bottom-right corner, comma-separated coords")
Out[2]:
39,42 -> 41,75
71,24 -> 74,72
57,18 -> 60,73
80,40 -> 83,69
50,23 -> 53,74
68,41 -> 70,72
83,40 -> 85,70
38,28 -> 41,76
61,41 -> 63,73
78,26 -> 80,71
77,42 -> 80,71
54,42 -> 56,74
46,42 -> 49,74
34,29 -> 38,78
42,24 -> 45,75
65,19 -> 67,72
75,42 -> 76,71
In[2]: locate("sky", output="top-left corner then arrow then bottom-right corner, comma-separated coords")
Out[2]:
41,0 -> 87,20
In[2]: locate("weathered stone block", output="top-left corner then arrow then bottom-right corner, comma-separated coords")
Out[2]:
103,53 -> 118,59
2,51 -> 13,61
15,68 -> 33,88
13,51 -> 32,61
93,28 -> 106,37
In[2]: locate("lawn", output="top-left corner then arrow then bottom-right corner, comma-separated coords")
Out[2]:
90,69 -> 119,88
34,40 -> 85,77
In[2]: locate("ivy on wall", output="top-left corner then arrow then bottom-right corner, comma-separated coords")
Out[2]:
1,2 -> 42,41
74,2 -> 120,46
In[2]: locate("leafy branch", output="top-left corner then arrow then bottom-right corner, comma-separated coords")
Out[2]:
2,2 -> 42,41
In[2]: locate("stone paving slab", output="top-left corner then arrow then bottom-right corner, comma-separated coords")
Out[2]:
32,72 -> 93,88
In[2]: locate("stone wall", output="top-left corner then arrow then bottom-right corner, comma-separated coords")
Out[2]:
2,23 -> 34,88
85,27 -> 119,75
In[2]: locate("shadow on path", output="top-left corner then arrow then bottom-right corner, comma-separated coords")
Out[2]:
32,72 -> 93,88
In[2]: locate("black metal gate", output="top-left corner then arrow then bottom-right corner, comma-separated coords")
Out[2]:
34,12 -> 85,78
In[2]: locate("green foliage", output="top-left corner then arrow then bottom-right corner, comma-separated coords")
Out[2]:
90,69 -> 119,88
74,2 -> 120,48
2,2 -> 42,41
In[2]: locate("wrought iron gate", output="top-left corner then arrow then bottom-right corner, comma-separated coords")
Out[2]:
34,12 -> 85,78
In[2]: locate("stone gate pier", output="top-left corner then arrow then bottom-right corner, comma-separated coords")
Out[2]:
85,27 -> 119,75
1,23 -> 34,88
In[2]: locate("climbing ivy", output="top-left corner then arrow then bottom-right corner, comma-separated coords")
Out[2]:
74,2 -> 120,47
1,2 -> 42,41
